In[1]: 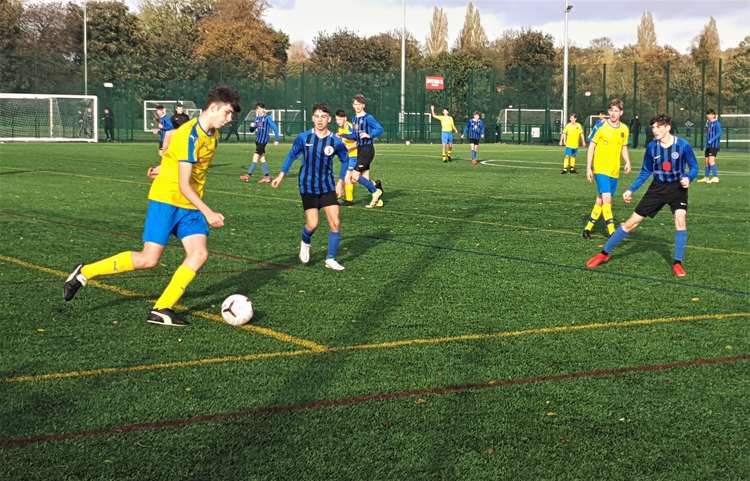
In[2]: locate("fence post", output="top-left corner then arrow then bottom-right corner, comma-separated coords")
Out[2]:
718,58 -> 723,118
301,63 -> 306,131
632,62 -> 638,116
601,63 -> 607,110
700,60 -> 706,147
664,61 -> 670,117
571,65 -> 577,116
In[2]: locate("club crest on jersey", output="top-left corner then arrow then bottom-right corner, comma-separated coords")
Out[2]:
324,145 -> 335,156
671,151 -> 680,160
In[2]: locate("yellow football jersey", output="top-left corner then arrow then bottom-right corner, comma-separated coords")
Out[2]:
563,122 -> 584,148
148,117 -> 218,209
338,122 -> 358,158
434,114 -> 456,133
592,121 -> 629,178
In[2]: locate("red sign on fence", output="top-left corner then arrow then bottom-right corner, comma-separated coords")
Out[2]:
425,76 -> 445,90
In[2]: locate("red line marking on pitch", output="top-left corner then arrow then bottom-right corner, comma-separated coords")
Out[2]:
1,354 -> 746,449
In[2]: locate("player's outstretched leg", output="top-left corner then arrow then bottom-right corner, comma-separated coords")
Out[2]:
241,160 -> 259,182
64,251 -> 136,301
583,198 -> 603,239
322,205 -> 344,271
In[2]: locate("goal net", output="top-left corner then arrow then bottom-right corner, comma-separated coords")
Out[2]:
719,114 -> 750,145
143,100 -> 201,132
498,109 -> 563,135
238,109 -> 304,137
0,93 -> 98,142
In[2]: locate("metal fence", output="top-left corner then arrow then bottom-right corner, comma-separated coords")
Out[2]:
10,60 -> 749,148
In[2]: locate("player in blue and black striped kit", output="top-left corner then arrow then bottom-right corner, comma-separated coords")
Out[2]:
462,111 -> 485,165
340,94 -> 384,208
241,102 -> 280,184
586,114 -> 698,277
697,109 -> 722,184
272,103 -> 357,271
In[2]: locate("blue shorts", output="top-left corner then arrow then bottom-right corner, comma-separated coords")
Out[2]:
143,200 -> 209,245
594,174 -> 619,196
565,147 -> 578,156
441,132 -> 454,145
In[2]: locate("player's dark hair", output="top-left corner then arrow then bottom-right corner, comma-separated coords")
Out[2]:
597,110 -> 605,116
256,102 -> 266,109
205,86 -> 242,113
650,114 -> 672,127
706,108 -> 716,115
312,103 -> 331,115
352,94 -> 367,105
473,111 -> 481,116
569,112 -> 577,119
335,109 -> 347,117
608,98 -> 624,111
175,102 -> 183,107
155,104 -> 164,110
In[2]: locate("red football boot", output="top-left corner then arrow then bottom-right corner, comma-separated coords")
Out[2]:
672,263 -> 687,277
586,252 -> 610,269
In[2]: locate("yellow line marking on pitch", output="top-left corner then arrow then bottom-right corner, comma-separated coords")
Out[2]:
2,311 -> 747,384
3,169 -> 749,256
0,255 -> 328,352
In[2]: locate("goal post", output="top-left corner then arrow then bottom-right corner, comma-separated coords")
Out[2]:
0,93 -> 98,142
498,108 -> 563,135
718,114 -> 750,146
143,100 -> 201,132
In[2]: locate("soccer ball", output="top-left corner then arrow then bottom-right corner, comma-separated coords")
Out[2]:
250,122 -> 256,128
221,294 -> 253,326
405,140 -> 411,146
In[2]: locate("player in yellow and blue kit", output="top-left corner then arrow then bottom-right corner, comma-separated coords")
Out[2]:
431,105 -> 459,162
335,109 -> 382,207
583,99 -> 631,238
63,86 -> 242,327
559,113 -> 586,174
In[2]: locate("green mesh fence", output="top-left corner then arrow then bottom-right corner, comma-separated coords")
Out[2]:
9,60 -> 748,148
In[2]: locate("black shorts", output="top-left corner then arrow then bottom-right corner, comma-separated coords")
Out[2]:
469,138 -> 481,146
255,142 -> 267,155
634,181 -> 688,218
301,191 -> 339,211
356,144 -> 375,172
704,147 -> 719,157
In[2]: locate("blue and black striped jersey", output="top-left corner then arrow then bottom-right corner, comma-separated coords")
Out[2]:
464,119 -> 485,139
343,113 -> 384,147
251,114 -> 280,144
628,137 -> 699,192
281,130 -> 356,195
158,115 -> 174,142
705,119 -> 722,148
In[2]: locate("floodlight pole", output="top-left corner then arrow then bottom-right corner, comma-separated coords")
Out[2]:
400,0 -> 406,139
83,0 -> 88,96
563,0 -> 572,125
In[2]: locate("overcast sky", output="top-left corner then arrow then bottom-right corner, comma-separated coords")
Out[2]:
264,0 -> 749,52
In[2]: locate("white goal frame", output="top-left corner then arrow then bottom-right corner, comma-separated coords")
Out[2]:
500,108 -> 563,135
0,93 -> 98,142
718,114 -> 750,144
143,100 -> 201,132
587,114 -> 610,130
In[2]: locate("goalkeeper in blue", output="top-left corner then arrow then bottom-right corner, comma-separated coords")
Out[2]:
271,103 -> 357,271
240,102 -> 280,184
462,111 -> 485,165
586,114 -> 698,277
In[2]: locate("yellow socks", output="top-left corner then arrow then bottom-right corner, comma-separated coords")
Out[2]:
154,264 -> 196,310
569,156 -> 576,168
81,251 -> 134,280
344,183 -> 354,202
585,204 -> 603,231
563,156 -> 570,169
602,203 -> 616,235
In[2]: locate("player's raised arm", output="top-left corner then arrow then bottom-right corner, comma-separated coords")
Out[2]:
430,105 -> 438,119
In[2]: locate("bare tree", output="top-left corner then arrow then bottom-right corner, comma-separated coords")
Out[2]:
425,6 -> 448,56
456,2 -> 487,51
691,17 -> 721,64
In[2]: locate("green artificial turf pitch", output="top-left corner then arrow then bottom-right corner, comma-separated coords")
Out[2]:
0,141 -> 748,481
